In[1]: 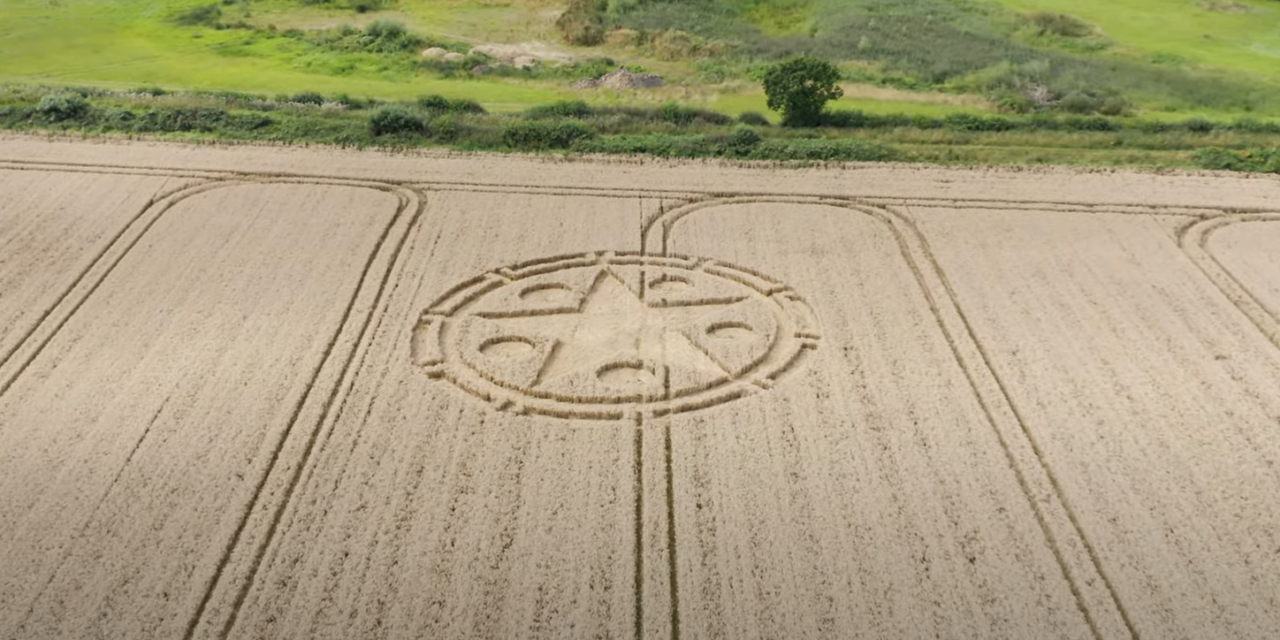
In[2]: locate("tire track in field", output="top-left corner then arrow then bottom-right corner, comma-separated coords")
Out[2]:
3,156 -> 1266,217
1179,214 -> 1280,351
645,196 -> 1135,640
189,184 -> 426,640
884,203 -> 1139,640
0,179 -> 227,400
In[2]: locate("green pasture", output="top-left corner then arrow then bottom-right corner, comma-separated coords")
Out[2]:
0,0 -> 565,110
988,0 -> 1280,78
5,0 -> 1280,122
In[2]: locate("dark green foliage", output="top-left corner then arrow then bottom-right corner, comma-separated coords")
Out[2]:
658,102 -> 697,125
132,86 -> 168,97
526,100 -> 594,119
502,120 -> 594,149
1060,115 -> 1120,131
134,107 -> 228,132
227,112 -> 275,130
368,107 -> 425,135
658,103 -> 732,125
416,94 -> 452,111
737,111 -> 770,126
290,91 -> 325,105
1025,12 -> 1092,38
1194,147 -> 1280,173
7,84 -> 1279,170
762,56 -> 844,127
752,138 -> 901,162
332,93 -> 374,109
445,98 -> 484,114
571,133 -> 720,158
943,113 -> 1017,132
300,0 -> 395,11
1182,118 -> 1215,133
428,114 -> 462,141
416,94 -> 486,114
35,93 -> 89,121
173,4 -> 222,26
1230,118 -> 1280,134
295,20 -> 425,54
726,125 -> 762,155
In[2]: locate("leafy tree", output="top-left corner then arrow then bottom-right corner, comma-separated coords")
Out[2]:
762,57 -> 844,127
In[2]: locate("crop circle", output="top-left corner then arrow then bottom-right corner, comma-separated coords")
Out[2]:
413,252 -> 820,420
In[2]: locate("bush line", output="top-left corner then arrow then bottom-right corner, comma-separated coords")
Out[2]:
1,85 -> 1277,172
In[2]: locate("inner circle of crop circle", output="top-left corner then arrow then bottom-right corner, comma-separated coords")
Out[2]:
414,252 -> 820,421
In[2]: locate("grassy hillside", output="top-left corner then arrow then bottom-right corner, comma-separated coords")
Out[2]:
6,0 -> 1280,118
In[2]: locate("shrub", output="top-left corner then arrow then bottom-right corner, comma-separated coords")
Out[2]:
658,102 -> 697,126
994,90 -> 1035,114
428,114 -> 462,142
942,113 -> 1016,132
571,134 -> 717,158
173,4 -> 222,26
503,120 -> 593,150
1026,12 -> 1092,38
290,91 -> 325,105
35,93 -> 90,122
1061,115 -> 1120,132
446,98 -> 485,114
1194,147 -> 1280,173
363,19 -> 405,39
557,0 -> 608,46
226,113 -> 274,130
102,108 -> 137,128
1230,118 -> 1280,134
417,94 -> 486,114
726,125 -> 762,156
751,138 -> 900,162
1059,92 -> 1100,114
134,107 -> 228,132
822,110 -> 870,128
526,100 -> 593,119
762,57 -> 844,127
737,111 -> 770,126
368,107 -> 425,136
417,94 -> 451,111
132,86 -> 167,97
1135,120 -> 1174,133
1182,118 -> 1215,133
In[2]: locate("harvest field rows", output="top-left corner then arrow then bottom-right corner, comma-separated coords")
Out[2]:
0,137 -> 1279,639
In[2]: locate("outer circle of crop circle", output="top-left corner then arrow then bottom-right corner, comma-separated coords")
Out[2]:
412,251 -> 822,421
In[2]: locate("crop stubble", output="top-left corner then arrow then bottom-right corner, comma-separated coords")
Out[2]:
0,141 -> 1279,640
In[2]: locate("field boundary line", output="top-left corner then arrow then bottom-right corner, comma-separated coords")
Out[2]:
3,156 -> 1272,217
216,189 -> 454,639
646,196 -> 1135,640
0,179 -> 229,401
0,160 -> 230,181
1179,215 -> 1280,351
0,175 -> 214,374
882,203 -> 1139,640
176,184 -> 426,640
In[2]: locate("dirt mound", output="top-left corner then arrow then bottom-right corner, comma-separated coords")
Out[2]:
572,67 -> 665,90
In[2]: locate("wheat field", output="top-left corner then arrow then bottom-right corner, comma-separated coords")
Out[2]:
0,137 -> 1278,640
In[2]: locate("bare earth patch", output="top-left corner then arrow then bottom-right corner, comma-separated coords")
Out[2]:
0,137 -> 1279,639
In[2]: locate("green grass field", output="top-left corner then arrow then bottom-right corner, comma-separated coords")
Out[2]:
0,0 -> 569,110
2,0 -> 1278,172
989,0 -> 1280,77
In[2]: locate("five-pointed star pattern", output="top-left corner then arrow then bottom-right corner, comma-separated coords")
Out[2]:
475,269 -> 749,388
